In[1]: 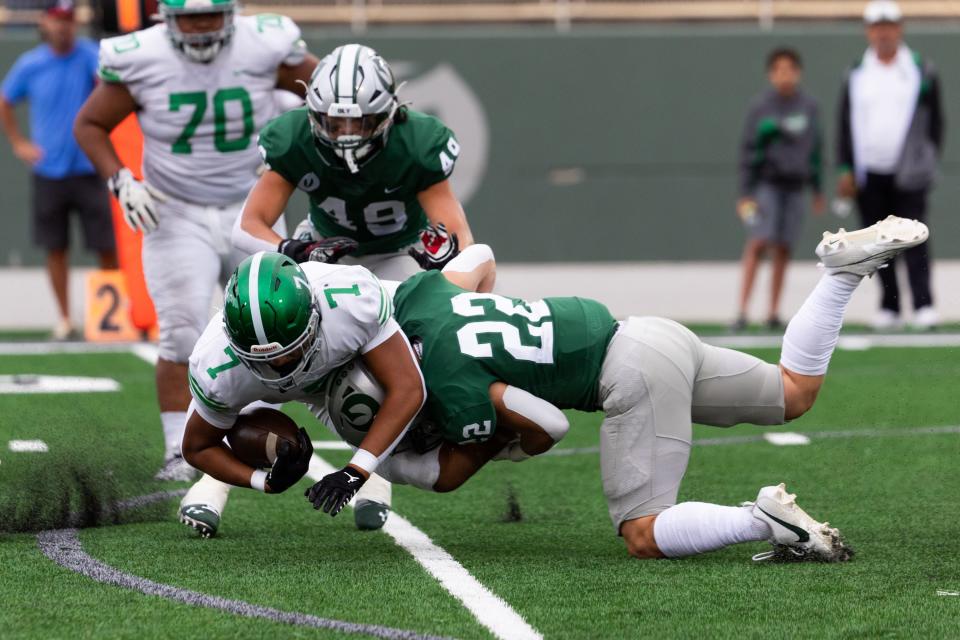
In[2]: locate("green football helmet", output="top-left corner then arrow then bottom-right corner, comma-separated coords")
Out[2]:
158,0 -> 236,64
223,252 -> 321,391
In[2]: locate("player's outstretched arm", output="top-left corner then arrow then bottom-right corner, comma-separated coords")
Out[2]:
357,332 -> 426,464
182,409 -> 312,494
305,331 -> 425,516
73,82 -> 137,179
232,169 -> 297,254
418,179 -> 474,247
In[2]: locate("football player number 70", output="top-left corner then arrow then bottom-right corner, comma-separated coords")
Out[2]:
170,88 -> 254,154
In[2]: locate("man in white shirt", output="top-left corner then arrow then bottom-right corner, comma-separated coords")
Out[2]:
836,0 -> 944,330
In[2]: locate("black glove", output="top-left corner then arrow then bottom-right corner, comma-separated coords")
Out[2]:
304,465 -> 367,516
265,427 -> 313,494
408,223 -> 459,271
278,236 -> 359,264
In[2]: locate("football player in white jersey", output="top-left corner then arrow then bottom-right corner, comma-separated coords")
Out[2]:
74,0 -> 318,482
180,252 -> 426,522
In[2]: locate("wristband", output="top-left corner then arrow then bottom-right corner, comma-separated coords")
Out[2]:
349,448 -> 379,475
250,469 -> 268,492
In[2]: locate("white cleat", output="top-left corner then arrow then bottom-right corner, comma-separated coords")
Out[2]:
747,483 -> 853,563
816,215 -> 928,277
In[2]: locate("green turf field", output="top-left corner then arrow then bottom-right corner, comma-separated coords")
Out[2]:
1,343 -> 958,639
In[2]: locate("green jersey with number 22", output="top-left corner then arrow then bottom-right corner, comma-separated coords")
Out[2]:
394,272 -> 618,445
257,108 -> 460,256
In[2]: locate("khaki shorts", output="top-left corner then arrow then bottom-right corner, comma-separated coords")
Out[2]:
598,317 -> 785,531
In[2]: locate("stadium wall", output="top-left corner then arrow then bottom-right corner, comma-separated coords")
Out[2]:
1,23 -> 957,325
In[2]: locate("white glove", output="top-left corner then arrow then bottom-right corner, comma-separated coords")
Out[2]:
107,168 -> 167,234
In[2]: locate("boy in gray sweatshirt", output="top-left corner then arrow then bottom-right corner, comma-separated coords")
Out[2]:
734,47 -> 824,332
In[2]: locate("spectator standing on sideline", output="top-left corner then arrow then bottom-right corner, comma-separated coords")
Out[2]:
0,1 -> 117,340
836,0 -> 944,330
733,47 -> 824,332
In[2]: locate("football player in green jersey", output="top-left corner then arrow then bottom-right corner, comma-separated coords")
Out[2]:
232,43 -> 475,282
328,215 -> 929,562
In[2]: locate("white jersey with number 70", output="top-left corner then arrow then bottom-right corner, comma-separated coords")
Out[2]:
97,13 -> 307,205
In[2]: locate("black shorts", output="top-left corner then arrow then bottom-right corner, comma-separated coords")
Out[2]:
32,174 -> 116,252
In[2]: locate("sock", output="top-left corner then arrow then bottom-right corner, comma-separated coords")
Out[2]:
780,272 -> 861,376
376,448 -> 440,492
653,502 -> 772,558
161,411 -> 188,459
355,473 -> 393,507
180,474 -> 231,513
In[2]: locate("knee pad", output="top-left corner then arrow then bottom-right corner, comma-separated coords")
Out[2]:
158,314 -> 203,362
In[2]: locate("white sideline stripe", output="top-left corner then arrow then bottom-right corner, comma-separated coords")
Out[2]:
307,454 -> 543,640
701,333 -> 960,349
130,343 -> 160,365
547,424 -> 960,457
311,440 -> 352,450
762,432 -> 811,446
0,375 -> 120,394
937,591 -> 960,597
9,439 -> 48,452
0,333 -> 958,357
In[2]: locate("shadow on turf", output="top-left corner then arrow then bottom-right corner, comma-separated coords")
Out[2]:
0,457 -> 174,534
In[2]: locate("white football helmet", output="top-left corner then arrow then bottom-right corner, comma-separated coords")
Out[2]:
324,358 -> 385,448
159,0 -> 236,64
304,44 -> 401,173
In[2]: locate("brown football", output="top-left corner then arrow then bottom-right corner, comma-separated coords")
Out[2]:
226,408 -> 302,469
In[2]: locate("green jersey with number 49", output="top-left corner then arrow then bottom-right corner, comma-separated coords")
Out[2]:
394,272 -> 618,444
98,14 -> 308,205
257,108 -> 460,255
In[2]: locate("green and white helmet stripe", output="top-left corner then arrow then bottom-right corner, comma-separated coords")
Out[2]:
335,43 -> 363,105
247,251 -> 271,346
223,252 -> 320,391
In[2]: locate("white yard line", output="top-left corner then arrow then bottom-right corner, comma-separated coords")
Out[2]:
8,439 -> 49,452
0,375 -> 120,394
307,455 -> 543,640
762,432 -> 811,446
311,441 -> 352,450
129,343 -> 160,365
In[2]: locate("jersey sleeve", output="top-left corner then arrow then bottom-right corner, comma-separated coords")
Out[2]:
187,340 -> 247,429
431,389 -> 497,445
97,31 -> 151,86
416,116 -> 460,192
247,13 -> 308,67
256,111 -> 301,185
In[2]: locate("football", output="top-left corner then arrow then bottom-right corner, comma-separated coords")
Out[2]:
226,407 -> 302,469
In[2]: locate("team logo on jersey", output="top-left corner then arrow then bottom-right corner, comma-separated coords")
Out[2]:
298,173 -> 320,192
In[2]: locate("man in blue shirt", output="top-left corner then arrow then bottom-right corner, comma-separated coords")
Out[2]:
0,1 -> 116,340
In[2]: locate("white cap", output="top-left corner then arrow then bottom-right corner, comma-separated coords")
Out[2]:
864,0 -> 903,24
